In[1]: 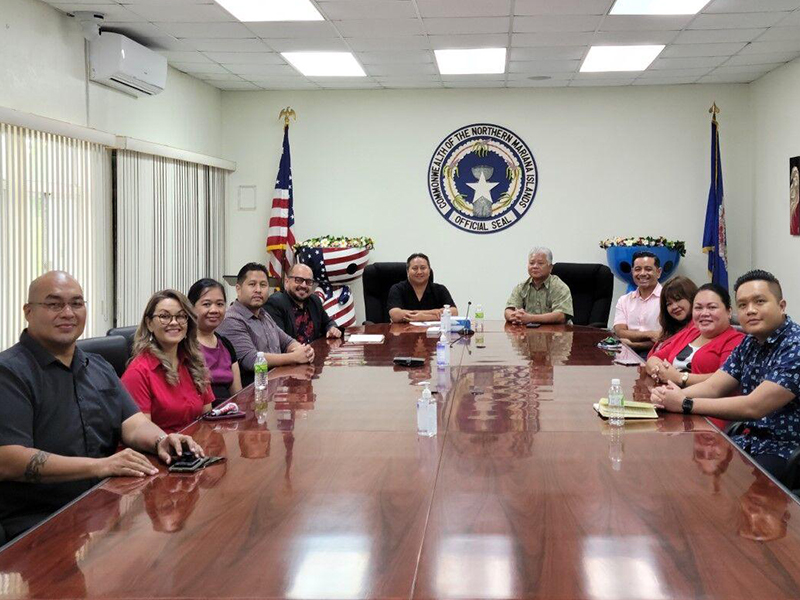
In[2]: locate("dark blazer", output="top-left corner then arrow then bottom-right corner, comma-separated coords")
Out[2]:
264,291 -> 338,341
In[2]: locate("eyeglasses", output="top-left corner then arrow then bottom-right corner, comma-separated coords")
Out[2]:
29,300 -> 87,313
290,276 -> 316,287
151,312 -> 189,326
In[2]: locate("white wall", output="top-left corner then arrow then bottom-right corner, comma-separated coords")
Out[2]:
222,85 -> 753,322
752,57 -> 800,310
0,0 -> 223,156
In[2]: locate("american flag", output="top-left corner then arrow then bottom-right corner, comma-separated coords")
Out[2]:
266,125 -> 295,279
296,246 -> 356,327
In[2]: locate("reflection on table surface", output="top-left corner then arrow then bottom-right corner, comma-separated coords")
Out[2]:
1,322 -> 799,600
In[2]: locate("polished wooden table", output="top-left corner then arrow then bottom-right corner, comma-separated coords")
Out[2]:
2,323 -> 800,599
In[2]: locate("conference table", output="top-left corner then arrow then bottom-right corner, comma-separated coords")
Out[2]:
2,322 -> 800,600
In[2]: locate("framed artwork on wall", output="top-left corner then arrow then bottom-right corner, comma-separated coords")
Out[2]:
791,156 -> 800,236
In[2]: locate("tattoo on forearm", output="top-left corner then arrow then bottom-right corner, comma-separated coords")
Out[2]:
24,451 -> 50,483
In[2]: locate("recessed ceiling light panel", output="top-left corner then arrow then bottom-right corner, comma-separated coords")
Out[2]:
216,0 -> 323,22
282,52 -> 366,77
434,48 -> 507,75
580,45 -> 665,72
610,0 -> 710,15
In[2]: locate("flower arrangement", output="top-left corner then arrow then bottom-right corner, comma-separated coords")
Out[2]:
599,236 -> 686,257
295,235 -> 375,250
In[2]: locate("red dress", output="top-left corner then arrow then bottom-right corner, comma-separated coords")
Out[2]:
652,323 -> 745,429
122,351 -> 214,433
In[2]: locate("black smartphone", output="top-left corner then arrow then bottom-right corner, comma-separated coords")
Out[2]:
525,322 -> 542,328
393,356 -> 425,366
168,453 -> 204,472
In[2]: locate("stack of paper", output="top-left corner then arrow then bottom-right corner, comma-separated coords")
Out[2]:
346,334 -> 385,344
593,398 -> 659,420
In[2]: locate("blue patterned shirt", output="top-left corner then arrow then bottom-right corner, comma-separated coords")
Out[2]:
721,317 -> 800,459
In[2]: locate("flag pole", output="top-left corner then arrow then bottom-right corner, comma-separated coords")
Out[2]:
279,106 -> 296,128
708,102 -> 719,125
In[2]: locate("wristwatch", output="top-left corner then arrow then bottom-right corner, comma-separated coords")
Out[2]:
682,397 -> 694,415
680,372 -> 690,388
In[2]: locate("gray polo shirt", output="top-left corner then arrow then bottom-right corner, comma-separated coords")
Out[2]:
217,300 -> 296,372
0,330 -> 140,539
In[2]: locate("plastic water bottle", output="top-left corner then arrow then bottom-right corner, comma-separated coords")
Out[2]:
474,304 -> 484,333
436,332 -> 449,367
608,378 -> 624,426
417,384 -> 436,437
254,352 -> 269,390
440,304 -> 451,334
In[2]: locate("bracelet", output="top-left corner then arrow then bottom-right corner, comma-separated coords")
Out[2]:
154,434 -> 167,453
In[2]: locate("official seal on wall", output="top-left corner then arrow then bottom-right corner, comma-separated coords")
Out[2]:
428,123 -> 538,234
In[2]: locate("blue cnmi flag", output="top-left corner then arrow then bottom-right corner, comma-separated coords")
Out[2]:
702,115 -> 728,289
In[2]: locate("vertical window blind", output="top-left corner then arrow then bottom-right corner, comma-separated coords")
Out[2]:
115,150 -> 227,327
0,123 -> 113,350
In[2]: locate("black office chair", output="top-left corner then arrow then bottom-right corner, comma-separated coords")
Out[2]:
551,262 -> 613,328
0,523 -> 6,547
76,335 -> 130,377
106,325 -> 137,356
362,262 -> 407,324
726,422 -> 800,494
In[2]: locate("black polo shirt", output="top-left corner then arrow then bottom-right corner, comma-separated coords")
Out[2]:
0,331 -> 139,539
387,280 -> 456,312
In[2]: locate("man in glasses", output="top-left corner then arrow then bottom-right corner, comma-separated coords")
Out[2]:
266,263 -> 342,344
0,271 -> 203,543
218,262 -> 316,387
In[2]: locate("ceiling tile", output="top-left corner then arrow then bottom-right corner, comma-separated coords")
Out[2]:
251,81 -> 320,89
508,59 -> 580,73
154,22 -> 254,38
424,17 -> 509,34
507,70 -> 573,79
591,30 -> 676,43
511,31 -> 593,45
509,46 -> 587,59
318,1 -> 417,19
185,38 -> 269,52
379,80 -> 444,88
49,3 -> 145,21
440,73 -> 506,81
637,67 -> 713,77
265,38 -> 350,51
758,25 -> 800,40
417,0 -> 511,17
373,74 -> 442,82
507,79 -> 569,87
357,50 -> 433,64
650,56 -> 726,69
632,77 -> 699,84
245,22 -> 340,39
429,33 -> 509,48
444,80 -> 507,87
514,0 -> 613,15
570,78 -> 636,85
779,10 -> 800,25
224,63 -> 299,75
157,50 -> 215,63
347,36 -> 431,50
660,42 -> 746,57
599,15 -> 693,31
697,72 -> 763,83
212,81 -> 261,90
672,28 -> 766,43
335,18 -> 424,37
145,36 -> 196,51
712,63 -> 782,73
310,81 -> 383,88
171,62 -> 230,74
125,3 -> 235,22
97,21 -> 169,40
689,12 -> 789,29
703,0 -> 800,12
739,39 -> 800,53
120,0 -> 215,4
513,15 -> 602,32
203,51 -> 285,64
365,63 -> 437,75
725,50 -> 800,64
195,73 -> 245,81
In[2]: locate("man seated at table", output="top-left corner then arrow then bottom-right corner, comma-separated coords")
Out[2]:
217,262 -> 315,386
265,262 -> 342,343
504,246 -> 573,325
652,270 -> 800,481
613,250 -> 662,353
0,271 -> 203,542
388,253 -> 458,323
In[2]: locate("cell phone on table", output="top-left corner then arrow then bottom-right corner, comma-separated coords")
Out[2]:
168,453 -> 204,472
613,357 -> 641,366
526,322 -> 541,328
393,356 -> 425,367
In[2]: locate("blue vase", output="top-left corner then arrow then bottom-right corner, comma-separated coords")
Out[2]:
606,245 -> 681,292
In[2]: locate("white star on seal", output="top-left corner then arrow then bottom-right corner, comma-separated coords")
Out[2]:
466,172 -> 498,203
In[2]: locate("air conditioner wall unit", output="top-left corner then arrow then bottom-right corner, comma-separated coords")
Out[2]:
88,32 -> 167,97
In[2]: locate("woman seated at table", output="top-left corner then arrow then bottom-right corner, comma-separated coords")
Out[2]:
649,276 -> 698,356
188,278 -> 242,403
122,290 -> 214,433
646,283 -> 744,390
388,253 -> 458,323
